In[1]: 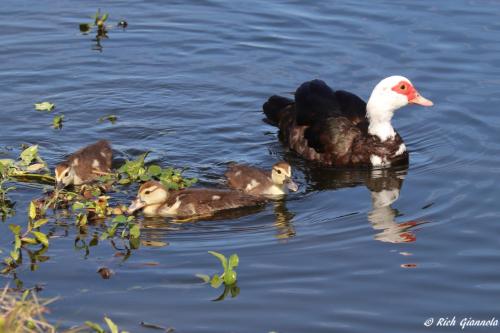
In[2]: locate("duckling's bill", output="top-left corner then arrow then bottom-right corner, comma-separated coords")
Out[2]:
287,179 -> 299,192
128,198 -> 146,214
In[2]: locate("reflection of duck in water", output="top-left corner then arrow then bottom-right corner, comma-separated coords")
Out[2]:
300,164 -> 423,243
367,171 -> 423,243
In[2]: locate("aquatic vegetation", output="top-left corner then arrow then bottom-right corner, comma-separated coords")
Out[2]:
0,162 -> 16,220
212,283 -> 240,302
0,285 -> 129,333
93,9 -> 109,34
197,251 -> 239,287
52,115 -> 64,130
116,153 -> 197,189
80,9 -> 109,35
0,286 -> 57,333
2,203 -> 51,274
85,316 -> 128,333
34,102 -> 55,112
98,115 -> 117,124
0,145 -> 52,184
79,9 -> 128,52
100,214 -> 140,243
0,145 -> 196,276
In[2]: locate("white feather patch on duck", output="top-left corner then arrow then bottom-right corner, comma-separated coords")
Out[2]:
245,179 -> 260,191
155,197 -> 182,217
394,143 -> 406,156
370,155 -> 391,167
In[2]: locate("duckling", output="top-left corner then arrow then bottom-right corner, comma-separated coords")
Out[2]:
127,181 -> 267,218
55,140 -> 112,189
225,161 -> 298,197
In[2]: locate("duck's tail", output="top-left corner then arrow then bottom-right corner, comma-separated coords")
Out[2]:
262,95 -> 294,127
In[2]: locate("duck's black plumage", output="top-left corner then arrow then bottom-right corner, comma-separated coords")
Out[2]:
295,80 -> 366,126
263,79 -> 408,167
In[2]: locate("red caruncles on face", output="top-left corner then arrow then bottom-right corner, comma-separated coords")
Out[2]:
391,80 -> 417,102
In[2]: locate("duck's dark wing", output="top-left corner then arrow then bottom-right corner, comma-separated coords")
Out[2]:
295,79 -> 341,126
334,90 -> 367,124
295,80 -> 367,124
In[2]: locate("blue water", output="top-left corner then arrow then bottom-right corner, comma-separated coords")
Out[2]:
1,0 -> 500,332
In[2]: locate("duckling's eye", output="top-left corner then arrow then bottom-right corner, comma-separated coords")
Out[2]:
276,169 -> 282,174
400,84 -> 407,90
144,190 -> 151,195
64,171 -> 69,177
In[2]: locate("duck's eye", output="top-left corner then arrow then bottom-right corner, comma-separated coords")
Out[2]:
400,84 -> 407,90
64,171 -> 69,177
276,169 -> 282,174
144,190 -> 151,195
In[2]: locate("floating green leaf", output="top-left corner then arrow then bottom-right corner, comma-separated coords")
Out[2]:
52,115 -> 64,129
32,231 -> 49,247
29,201 -> 36,220
208,251 -> 227,271
9,224 -> 21,236
85,321 -> 105,333
196,274 -> 211,283
34,102 -> 55,112
223,270 -> 237,285
210,274 -> 223,288
20,146 -> 39,166
129,223 -> 140,238
10,249 -> 20,261
229,254 -> 239,270
118,152 -> 149,181
147,165 -> 162,177
33,218 -> 49,229
21,237 -> 37,245
202,251 -> 239,289
104,317 -> 118,333
99,114 -> 118,124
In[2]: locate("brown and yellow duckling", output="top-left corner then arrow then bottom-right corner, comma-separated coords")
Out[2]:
127,181 -> 267,218
55,140 -> 112,189
225,161 -> 298,198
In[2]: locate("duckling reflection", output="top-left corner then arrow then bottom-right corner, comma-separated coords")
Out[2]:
300,163 -> 422,243
272,199 -> 296,240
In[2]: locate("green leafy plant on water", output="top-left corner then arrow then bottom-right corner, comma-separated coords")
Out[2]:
197,251 -> 239,287
71,192 -> 140,248
116,152 -> 197,189
0,146 -> 195,276
34,101 -> 55,112
2,202 -> 51,274
80,9 -> 109,35
0,161 -> 16,220
0,145 -> 53,218
0,285 -> 129,333
0,286 -> 57,333
0,145 -> 53,184
85,316 -> 129,333
52,114 -> 64,129
98,114 -> 118,124
100,215 -> 141,249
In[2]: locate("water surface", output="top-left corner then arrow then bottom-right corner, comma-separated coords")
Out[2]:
1,0 -> 500,332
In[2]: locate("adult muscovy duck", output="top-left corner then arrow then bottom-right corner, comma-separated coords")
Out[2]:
263,76 -> 433,167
